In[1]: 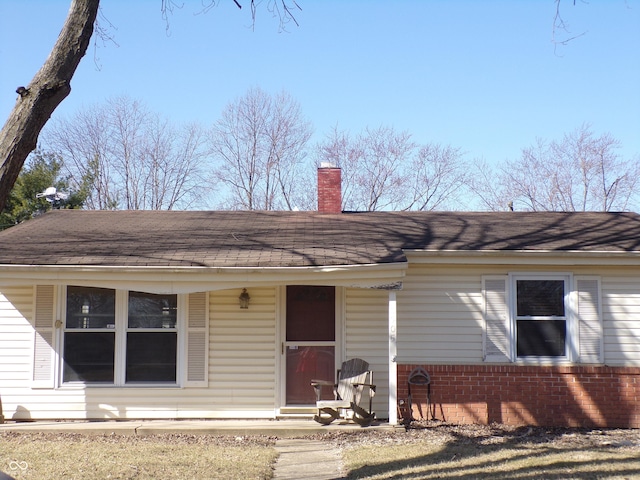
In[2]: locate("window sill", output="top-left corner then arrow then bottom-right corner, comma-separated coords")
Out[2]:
58,383 -> 181,389
514,357 -> 574,367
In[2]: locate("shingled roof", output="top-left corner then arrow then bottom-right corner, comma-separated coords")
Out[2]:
0,210 -> 639,268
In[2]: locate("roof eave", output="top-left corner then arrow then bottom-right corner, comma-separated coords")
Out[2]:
405,249 -> 640,266
0,262 -> 407,294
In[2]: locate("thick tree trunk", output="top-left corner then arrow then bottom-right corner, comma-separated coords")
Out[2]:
0,0 -> 99,212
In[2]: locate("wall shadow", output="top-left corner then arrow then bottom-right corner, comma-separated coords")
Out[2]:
400,364 -> 640,429
345,425 -> 640,479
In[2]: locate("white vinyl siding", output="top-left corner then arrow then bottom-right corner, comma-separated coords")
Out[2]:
0,287 -> 34,390
209,288 -> 277,413
397,266 -> 484,364
3,264 -> 640,420
344,288 -> 389,418
397,265 -> 617,367
601,275 -> 640,366
1,287 -> 279,420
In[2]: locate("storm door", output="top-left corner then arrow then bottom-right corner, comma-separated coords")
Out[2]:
284,285 -> 336,405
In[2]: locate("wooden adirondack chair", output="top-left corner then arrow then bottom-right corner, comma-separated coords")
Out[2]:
310,358 -> 376,426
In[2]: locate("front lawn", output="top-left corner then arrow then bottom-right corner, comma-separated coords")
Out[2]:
0,432 -> 277,479
337,424 -> 640,479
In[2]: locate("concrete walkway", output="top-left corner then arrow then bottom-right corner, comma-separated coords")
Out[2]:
0,418 -> 394,437
274,439 -> 344,480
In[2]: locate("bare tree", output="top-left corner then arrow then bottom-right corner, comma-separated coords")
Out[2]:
209,87 -> 313,210
550,126 -> 639,212
45,102 -> 116,210
404,143 -> 468,211
317,126 -> 468,211
317,126 -> 412,211
552,0 -> 588,49
0,0 -> 606,212
0,0 -> 99,212
144,120 -> 209,210
44,96 -> 209,210
0,0 -> 302,213
356,126 -> 414,211
472,125 -> 640,212
466,158 -> 510,211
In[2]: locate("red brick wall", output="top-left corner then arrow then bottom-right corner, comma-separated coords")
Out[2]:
317,167 -> 342,213
397,364 -> 640,428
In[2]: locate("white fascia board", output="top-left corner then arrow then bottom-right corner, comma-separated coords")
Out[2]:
0,262 -> 407,294
404,249 -> 640,266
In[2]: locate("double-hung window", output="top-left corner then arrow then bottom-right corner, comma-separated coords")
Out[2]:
514,277 -> 568,358
483,274 -> 603,364
63,286 -> 116,383
62,286 -> 178,385
126,291 -> 177,383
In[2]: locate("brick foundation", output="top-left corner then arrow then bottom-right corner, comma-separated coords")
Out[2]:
397,364 -> 640,428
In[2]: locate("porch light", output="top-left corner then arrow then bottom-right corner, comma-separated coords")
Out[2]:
239,288 -> 250,309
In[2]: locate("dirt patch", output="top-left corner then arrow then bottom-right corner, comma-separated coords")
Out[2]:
310,421 -> 640,451
320,423 -> 640,480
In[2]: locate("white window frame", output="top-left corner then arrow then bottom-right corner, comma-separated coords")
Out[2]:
58,286 -> 185,388
509,273 -> 575,364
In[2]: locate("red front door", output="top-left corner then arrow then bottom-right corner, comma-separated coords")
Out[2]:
284,286 -> 336,405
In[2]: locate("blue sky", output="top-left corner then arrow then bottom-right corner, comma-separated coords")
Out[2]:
1,0 -> 639,166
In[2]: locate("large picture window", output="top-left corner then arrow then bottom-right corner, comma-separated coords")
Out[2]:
514,278 -> 567,358
62,287 -> 178,385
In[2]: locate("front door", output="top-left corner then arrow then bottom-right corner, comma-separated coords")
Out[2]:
284,285 -> 336,405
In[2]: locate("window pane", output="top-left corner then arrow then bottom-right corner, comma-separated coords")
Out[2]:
63,332 -> 115,382
66,286 -> 116,329
286,346 -> 335,404
286,286 -> 335,341
517,320 -> 566,357
516,280 -> 565,317
128,292 -> 177,329
126,332 -> 177,383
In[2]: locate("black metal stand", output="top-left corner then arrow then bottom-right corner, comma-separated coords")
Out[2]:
407,367 -> 432,421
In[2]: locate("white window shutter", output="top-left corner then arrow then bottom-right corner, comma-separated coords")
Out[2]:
32,285 -> 56,388
185,292 -> 209,387
575,277 -> 603,364
483,276 -> 512,363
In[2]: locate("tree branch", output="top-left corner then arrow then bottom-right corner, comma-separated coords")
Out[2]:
0,0 -> 100,212
552,0 -> 588,54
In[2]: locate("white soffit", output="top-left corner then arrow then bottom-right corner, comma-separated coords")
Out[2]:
0,262 -> 407,294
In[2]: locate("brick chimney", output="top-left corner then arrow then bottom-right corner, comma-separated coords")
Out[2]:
317,163 -> 342,213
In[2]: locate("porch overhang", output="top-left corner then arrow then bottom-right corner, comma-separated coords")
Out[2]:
0,262 -> 407,294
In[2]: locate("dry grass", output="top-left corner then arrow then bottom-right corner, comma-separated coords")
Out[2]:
334,424 -> 640,479
3,425 -> 640,480
0,433 -> 277,480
